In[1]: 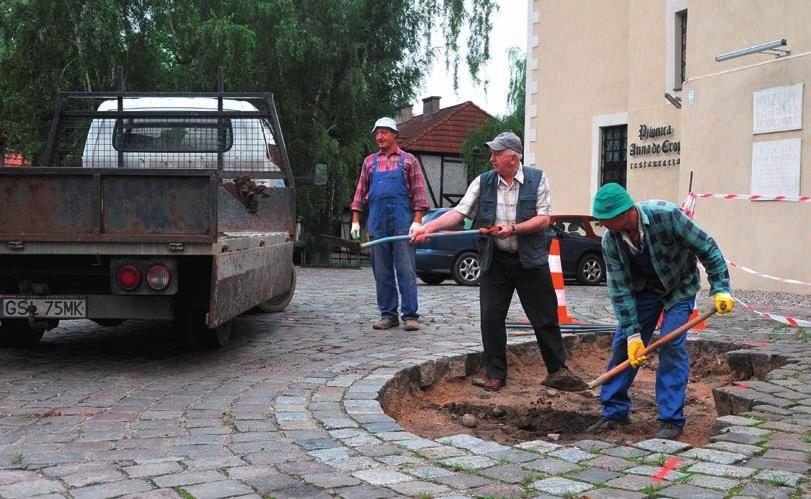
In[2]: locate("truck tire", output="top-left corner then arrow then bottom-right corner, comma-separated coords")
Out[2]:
0,319 -> 46,347
173,308 -> 232,348
257,267 -> 296,313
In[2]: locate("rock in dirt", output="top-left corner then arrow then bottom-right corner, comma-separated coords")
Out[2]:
491,407 -> 506,418
462,414 -> 478,428
546,389 -> 558,396
547,433 -> 560,441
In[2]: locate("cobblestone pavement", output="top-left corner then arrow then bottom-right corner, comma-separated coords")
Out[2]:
0,267 -> 809,498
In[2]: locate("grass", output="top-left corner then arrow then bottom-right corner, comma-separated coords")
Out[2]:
639,482 -> 666,496
521,472 -> 535,485
10,454 -> 22,465
417,493 -> 434,499
765,474 -> 791,487
174,488 -> 195,499
221,413 -> 236,430
802,432 -> 811,444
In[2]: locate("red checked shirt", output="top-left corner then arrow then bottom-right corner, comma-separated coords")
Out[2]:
350,147 -> 429,213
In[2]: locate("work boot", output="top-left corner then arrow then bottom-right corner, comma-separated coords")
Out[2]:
654,421 -> 683,440
403,318 -> 420,331
373,316 -> 399,330
541,368 -> 588,392
586,416 -> 630,434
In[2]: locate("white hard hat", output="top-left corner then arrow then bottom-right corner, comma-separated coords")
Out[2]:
371,117 -> 398,135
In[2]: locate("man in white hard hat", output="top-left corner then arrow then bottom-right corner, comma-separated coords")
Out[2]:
351,117 -> 428,331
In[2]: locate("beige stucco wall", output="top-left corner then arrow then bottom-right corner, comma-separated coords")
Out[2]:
528,0 -> 811,294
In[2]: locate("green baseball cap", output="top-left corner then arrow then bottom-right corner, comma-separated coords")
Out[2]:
592,183 -> 635,219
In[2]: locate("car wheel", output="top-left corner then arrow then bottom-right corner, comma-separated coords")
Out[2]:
577,253 -> 605,285
417,272 -> 446,285
452,251 -> 480,286
256,267 -> 296,313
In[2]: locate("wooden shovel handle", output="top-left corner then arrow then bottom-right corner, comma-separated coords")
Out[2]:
587,307 -> 717,389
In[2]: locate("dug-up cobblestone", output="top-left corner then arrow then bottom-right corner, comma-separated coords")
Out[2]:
0,267 -> 809,498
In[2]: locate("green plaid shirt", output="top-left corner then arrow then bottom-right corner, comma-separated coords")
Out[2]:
602,200 -> 731,338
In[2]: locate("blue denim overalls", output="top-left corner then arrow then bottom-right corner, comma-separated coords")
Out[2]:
367,153 -> 418,321
600,239 -> 692,427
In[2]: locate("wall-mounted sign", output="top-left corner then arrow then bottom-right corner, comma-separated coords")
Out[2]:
629,123 -> 680,169
751,138 -> 801,197
753,83 -> 803,135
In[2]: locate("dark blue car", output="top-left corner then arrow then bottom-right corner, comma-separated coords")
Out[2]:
415,208 -> 606,286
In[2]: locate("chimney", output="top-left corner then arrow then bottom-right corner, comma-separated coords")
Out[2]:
395,105 -> 413,124
422,96 -> 441,121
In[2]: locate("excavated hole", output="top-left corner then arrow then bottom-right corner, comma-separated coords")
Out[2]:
383,334 -> 753,448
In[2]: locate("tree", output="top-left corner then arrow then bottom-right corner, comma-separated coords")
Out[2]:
0,0 -> 496,243
461,45 -> 525,180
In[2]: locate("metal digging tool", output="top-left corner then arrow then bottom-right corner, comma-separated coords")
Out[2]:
586,307 -> 717,389
322,226 -> 501,251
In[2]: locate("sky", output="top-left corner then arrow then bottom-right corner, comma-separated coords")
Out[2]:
411,0 -> 528,118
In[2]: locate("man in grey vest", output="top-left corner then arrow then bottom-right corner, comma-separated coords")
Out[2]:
411,132 -> 586,392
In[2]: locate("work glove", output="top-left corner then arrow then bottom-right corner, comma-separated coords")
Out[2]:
409,221 -> 422,236
350,222 -> 361,240
714,292 -> 734,314
626,333 -> 647,368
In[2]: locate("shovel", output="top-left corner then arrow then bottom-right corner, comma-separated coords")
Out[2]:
586,307 -> 717,389
321,226 -> 502,251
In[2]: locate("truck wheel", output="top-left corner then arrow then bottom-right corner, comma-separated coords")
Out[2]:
199,320 -> 233,348
0,319 -> 46,347
257,267 -> 296,313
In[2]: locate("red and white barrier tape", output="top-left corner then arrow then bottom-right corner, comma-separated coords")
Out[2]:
727,261 -> 811,287
733,296 -> 811,328
693,193 -> 811,202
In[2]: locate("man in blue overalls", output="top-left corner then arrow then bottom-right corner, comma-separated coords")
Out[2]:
587,183 -> 734,440
351,117 -> 428,331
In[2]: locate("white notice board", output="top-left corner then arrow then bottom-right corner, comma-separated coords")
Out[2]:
751,138 -> 802,197
753,83 -> 804,135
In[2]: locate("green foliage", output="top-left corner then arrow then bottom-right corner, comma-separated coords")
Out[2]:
0,0 -> 495,242
460,46 -> 525,180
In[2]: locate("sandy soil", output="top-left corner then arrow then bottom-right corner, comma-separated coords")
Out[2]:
385,336 -> 733,448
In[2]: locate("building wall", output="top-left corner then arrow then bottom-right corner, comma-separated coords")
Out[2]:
416,154 -> 469,208
528,0 -> 811,294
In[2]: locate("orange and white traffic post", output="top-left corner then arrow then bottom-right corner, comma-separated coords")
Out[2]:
549,239 -> 577,325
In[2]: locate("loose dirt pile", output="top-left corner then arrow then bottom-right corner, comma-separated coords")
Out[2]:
385,336 -> 734,448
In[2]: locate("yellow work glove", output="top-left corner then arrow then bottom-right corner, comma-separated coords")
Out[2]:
714,292 -> 734,314
350,222 -> 361,240
626,333 -> 647,368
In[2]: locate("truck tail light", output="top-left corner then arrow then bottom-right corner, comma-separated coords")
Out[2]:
116,265 -> 142,290
146,265 -> 171,290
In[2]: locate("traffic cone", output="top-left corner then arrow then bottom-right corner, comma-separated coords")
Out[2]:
657,306 -> 706,330
549,239 -> 577,325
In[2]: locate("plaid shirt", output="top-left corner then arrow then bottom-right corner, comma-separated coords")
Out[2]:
350,147 -> 429,213
603,200 -> 731,338
455,165 -> 551,252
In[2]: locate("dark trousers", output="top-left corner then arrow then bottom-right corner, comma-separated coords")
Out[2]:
480,248 -> 566,380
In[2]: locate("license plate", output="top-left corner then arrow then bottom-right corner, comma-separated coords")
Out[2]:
0,297 -> 86,319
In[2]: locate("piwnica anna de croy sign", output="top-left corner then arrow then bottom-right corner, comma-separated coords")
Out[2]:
629,123 -> 681,169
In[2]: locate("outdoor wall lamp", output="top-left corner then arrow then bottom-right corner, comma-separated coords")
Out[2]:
715,39 -> 790,62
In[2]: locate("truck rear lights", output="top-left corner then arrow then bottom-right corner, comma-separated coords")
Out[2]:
146,265 -> 171,290
116,265 -> 142,290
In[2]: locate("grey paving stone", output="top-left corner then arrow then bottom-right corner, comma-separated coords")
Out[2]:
571,439 -> 614,451
634,438 -> 692,454
432,472 -> 492,489
753,468 -> 804,487
744,456 -> 809,474
302,471 -> 361,488
0,479 -> 65,498
736,481 -> 796,499
680,447 -> 747,464
577,489 -> 646,498
414,445 -> 467,459
438,455 -> 497,470
152,470 -> 227,488
586,454 -> 636,471
333,484 -> 399,499
710,431 -> 763,445
686,462 -> 757,478
686,474 -> 740,491
466,483 -> 525,499
308,446 -> 351,461
530,477 -> 593,495
71,480 -> 154,499
704,441 -> 763,457
409,465 -> 455,480
351,468 -> 412,485
485,448 -> 539,463
477,464 -> 528,484
761,448 -> 807,461
522,457 -> 580,474
124,462 -> 184,478
514,439 -> 561,453
602,445 -> 649,458
386,479 -> 450,496
721,425 -> 771,437
655,483 -> 725,499
181,479 -> 255,499
63,468 -> 126,488
626,464 -> 685,481
566,466 -> 620,484
714,415 -> 761,426
604,474 -> 666,491
547,446 -> 596,462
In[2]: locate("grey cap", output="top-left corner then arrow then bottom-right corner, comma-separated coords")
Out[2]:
371,117 -> 398,135
484,131 -> 522,154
